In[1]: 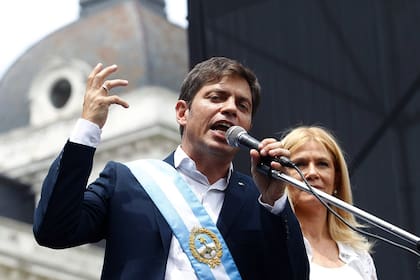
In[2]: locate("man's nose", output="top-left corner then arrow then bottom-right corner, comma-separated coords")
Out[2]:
221,98 -> 238,115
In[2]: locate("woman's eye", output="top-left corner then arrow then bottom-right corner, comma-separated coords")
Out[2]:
294,162 -> 304,167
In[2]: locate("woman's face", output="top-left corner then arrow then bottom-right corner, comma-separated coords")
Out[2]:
288,139 -> 337,209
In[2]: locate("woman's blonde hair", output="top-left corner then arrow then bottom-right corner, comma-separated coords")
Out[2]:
280,125 -> 373,252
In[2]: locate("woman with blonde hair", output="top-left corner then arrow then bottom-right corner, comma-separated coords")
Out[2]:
280,125 -> 377,279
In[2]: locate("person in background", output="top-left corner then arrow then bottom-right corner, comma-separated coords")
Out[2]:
33,57 -> 309,279
280,125 -> 377,280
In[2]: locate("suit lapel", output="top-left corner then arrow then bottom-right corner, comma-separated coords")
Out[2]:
216,172 -> 250,238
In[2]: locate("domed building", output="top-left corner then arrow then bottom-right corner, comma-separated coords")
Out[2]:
0,0 -> 188,278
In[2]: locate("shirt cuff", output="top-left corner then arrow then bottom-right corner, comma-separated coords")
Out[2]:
69,118 -> 101,148
259,194 -> 287,215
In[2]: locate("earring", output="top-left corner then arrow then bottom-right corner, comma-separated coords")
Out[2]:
333,189 -> 338,195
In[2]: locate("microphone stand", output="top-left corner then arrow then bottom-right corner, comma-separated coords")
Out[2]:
257,164 -> 420,252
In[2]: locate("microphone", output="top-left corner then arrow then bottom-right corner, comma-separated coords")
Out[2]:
225,126 -> 294,167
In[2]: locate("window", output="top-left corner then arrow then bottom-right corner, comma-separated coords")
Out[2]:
50,78 -> 72,108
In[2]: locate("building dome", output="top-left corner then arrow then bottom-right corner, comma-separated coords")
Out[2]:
0,0 -> 187,132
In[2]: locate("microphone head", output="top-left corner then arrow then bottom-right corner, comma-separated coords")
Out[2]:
225,126 -> 246,147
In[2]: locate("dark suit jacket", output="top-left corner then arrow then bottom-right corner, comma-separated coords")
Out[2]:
33,141 -> 309,279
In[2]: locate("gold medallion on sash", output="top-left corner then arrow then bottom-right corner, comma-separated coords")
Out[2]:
189,227 -> 223,268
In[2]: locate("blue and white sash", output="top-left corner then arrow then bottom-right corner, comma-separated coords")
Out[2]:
125,159 -> 242,280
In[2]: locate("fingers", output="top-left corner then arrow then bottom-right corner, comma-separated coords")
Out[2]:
107,95 -> 129,108
100,79 -> 129,109
82,63 -> 129,128
102,79 -> 129,95
87,63 -> 104,88
249,138 -> 290,178
87,63 -> 128,92
87,63 -> 128,103
249,138 -> 290,205
90,63 -> 118,89
258,138 -> 290,160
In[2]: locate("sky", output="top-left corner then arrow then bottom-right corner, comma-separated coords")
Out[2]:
0,0 -> 187,79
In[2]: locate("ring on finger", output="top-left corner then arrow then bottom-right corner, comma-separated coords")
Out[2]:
102,84 -> 110,94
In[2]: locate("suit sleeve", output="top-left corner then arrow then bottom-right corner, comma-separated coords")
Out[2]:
33,141 -> 111,249
260,198 -> 310,280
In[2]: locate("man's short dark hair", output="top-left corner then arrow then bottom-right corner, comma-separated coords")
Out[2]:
178,57 -> 261,135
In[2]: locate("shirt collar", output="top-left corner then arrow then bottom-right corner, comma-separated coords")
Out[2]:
337,241 -> 359,263
304,237 -> 359,264
174,145 -> 233,189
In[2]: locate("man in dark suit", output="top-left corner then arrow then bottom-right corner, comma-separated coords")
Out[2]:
33,57 -> 309,279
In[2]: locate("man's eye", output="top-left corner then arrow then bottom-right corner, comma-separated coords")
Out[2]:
210,95 -> 221,101
239,103 -> 250,111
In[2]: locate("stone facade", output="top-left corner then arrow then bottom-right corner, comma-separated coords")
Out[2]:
0,217 -> 104,280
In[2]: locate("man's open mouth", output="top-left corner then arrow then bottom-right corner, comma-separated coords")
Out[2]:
211,121 -> 233,133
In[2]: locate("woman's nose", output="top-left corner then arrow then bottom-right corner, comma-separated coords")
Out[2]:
304,163 -> 318,179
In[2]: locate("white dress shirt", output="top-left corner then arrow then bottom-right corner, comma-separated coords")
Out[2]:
304,238 -> 378,280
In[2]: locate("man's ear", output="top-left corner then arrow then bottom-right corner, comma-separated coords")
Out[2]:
175,100 -> 189,126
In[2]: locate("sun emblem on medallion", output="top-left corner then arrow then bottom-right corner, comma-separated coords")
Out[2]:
189,227 -> 223,268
